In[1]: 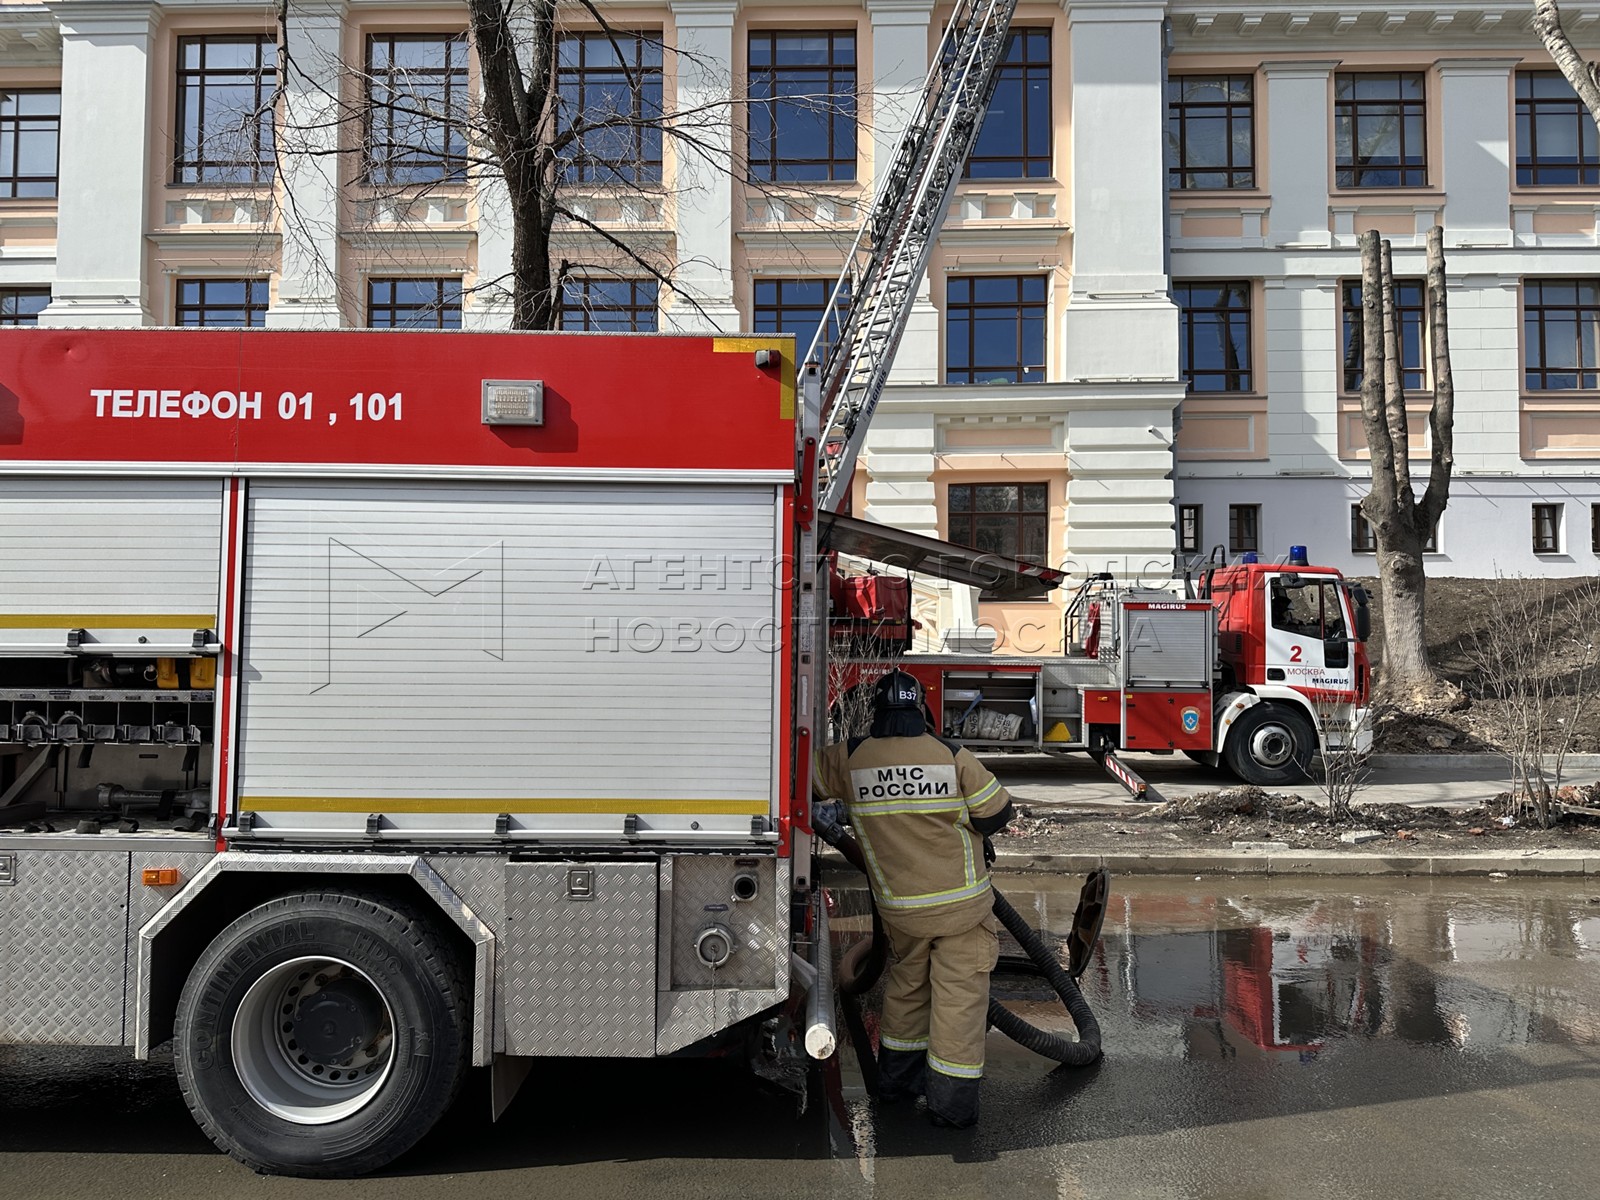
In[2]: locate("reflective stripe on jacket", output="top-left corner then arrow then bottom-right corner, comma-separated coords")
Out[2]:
813,733 -> 1012,918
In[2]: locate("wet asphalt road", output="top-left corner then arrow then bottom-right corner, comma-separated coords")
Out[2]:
4,875 -> 1598,1199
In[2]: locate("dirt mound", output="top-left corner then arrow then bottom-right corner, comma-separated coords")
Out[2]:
1358,576 -> 1600,755
1147,786 -> 1461,830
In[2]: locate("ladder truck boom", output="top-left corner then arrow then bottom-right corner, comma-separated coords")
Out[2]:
810,0 -> 1021,513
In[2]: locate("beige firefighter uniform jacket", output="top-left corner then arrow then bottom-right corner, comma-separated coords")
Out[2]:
813,733 -> 1014,937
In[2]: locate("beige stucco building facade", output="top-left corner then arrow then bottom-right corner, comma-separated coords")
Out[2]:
2,1 -> 1599,654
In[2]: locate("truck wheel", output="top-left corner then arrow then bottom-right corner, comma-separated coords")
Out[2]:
174,891 -> 468,1177
1222,704 -> 1314,786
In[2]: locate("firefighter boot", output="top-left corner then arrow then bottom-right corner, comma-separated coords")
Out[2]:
876,1045 -> 927,1103
925,1070 -> 980,1129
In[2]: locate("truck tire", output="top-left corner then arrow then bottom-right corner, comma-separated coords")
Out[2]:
1222,703 -> 1314,786
174,891 -> 469,1178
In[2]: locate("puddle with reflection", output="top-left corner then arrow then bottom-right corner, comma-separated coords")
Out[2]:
829,873 -> 1600,1070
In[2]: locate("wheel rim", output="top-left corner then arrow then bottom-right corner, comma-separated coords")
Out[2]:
232,955 -> 396,1125
1249,721 -> 1298,770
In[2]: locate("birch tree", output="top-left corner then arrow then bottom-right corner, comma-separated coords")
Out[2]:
1533,1 -> 1600,126
1356,226 -> 1455,693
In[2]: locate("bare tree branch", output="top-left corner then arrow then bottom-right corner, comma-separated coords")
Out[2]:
1417,226 -> 1455,532
1380,238 -> 1412,500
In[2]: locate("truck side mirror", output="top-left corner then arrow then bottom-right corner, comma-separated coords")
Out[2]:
1351,586 -> 1371,643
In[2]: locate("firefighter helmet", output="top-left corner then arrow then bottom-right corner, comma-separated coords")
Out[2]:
873,669 -> 923,713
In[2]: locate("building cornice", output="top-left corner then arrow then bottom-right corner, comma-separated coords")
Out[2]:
880,380 -> 1187,416
0,7 -> 60,57
148,231 -> 281,252
1169,3 -> 1600,52
45,1 -> 159,40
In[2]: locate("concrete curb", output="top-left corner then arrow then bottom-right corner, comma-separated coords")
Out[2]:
993,848 -> 1600,878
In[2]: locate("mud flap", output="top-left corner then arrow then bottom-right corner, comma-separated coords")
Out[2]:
491,1054 -> 535,1121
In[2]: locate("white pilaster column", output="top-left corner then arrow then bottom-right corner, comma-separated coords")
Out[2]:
467,176 -> 514,329
663,0 -> 739,332
266,0 -> 346,328
1437,59 -> 1519,248
1063,389 -> 1183,578
1262,277 -> 1340,466
39,0 -> 157,327
1262,60 -> 1338,248
862,409 -> 939,536
1061,2 -> 1175,381
868,0 -> 937,383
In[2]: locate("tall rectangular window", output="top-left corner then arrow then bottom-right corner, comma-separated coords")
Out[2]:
0,90 -> 59,198
1516,71 -> 1600,187
365,34 -> 470,185
367,278 -> 462,329
174,36 -> 276,184
556,31 -> 663,184
1228,504 -> 1259,555
946,275 -> 1046,385
965,29 -> 1051,179
1176,281 -> 1252,392
560,279 -> 659,331
1178,505 -> 1203,555
1335,73 -> 1427,188
948,482 -> 1049,561
0,287 -> 48,325
1341,279 -> 1426,392
1166,75 -> 1254,190
748,30 -> 856,182
175,278 -> 269,327
753,278 -> 848,363
1591,503 -> 1600,553
1524,279 -> 1600,390
1533,503 -> 1563,553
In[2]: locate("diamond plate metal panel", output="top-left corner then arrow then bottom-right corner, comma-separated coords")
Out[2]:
656,986 -> 788,1056
503,862 -> 656,1057
128,851 -> 215,931
668,856 -> 780,990
428,855 -> 507,936
0,850 -> 129,1045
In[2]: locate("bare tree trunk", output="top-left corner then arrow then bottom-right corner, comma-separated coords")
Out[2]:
1534,1 -> 1600,128
1357,227 -> 1456,694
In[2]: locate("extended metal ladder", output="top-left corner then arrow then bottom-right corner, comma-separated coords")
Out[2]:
808,0 -> 1021,513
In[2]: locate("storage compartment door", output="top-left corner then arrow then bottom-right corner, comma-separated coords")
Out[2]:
0,478 -> 223,652
236,482 -> 781,840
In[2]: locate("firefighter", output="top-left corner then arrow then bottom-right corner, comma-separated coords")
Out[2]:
813,669 -> 1016,1129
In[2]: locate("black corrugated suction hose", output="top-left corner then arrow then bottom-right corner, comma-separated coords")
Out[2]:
986,887 -> 1101,1065
815,814 -> 1102,1071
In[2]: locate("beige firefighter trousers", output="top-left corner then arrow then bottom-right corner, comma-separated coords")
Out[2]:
878,911 -> 1000,1079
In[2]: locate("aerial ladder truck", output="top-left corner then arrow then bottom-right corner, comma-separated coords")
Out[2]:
0,0 -> 1074,1177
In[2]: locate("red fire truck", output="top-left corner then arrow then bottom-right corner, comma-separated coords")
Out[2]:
0,327 -> 832,1175
827,537 -> 1373,788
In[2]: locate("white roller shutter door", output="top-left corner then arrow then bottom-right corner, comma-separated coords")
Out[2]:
0,477 -> 223,650
237,481 -> 781,835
